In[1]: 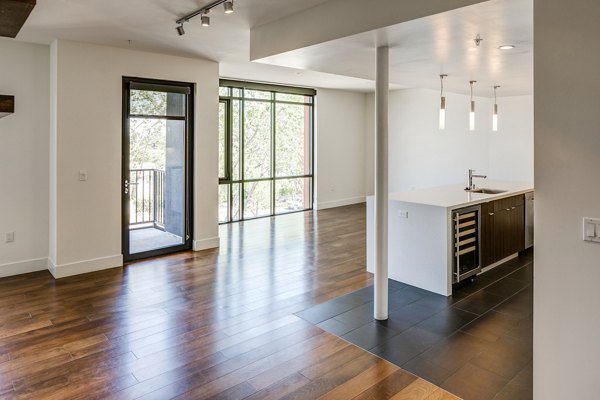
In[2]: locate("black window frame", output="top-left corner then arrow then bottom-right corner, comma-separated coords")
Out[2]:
218,80 -> 316,224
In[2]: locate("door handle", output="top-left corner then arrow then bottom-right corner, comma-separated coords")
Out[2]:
124,179 -> 129,194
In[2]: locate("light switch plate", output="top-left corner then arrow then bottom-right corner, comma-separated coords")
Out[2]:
583,217 -> 600,243
79,170 -> 88,181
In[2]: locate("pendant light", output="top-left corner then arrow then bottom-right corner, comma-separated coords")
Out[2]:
439,74 -> 447,130
469,80 -> 477,131
493,85 -> 500,132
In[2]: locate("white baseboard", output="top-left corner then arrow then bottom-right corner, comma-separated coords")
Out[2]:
48,254 -> 123,279
193,237 -> 220,251
315,196 -> 366,211
0,258 -> 48,278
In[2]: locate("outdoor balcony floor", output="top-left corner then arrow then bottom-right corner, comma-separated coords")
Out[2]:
129,227 -> 183,254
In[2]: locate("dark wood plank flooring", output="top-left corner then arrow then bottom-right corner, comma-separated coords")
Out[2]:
0,204 -> 458,400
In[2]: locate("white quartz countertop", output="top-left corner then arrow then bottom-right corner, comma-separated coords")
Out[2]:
387,180 -> 534,209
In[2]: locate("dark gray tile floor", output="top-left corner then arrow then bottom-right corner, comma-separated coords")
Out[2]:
296,249 -> 533,400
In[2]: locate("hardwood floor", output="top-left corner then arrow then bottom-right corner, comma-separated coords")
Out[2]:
0,204 -> 459,399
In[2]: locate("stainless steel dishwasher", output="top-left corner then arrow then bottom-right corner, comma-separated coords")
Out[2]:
525,192 -> 534,248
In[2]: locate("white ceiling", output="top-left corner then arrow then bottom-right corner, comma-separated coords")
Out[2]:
18,0 -> 331,61
256,0 -> 533,96
15,0 -> 533,95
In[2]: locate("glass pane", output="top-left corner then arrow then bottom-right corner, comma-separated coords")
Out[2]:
232,88 -> 242,97
130,90 -> 185,117
219,184 -> 229,223
129,118 -> 186,254
243,181 -> 271,219
244,101 -> 272,179
275,178 -> 311,213
231,183 -> 241,222
163,119 -> 186,239
275,93 -> 312,103
245,89 -> 271,100
219,102 -> 226,179
219,87 -> 229,97
232,100 -> 241,181
276,103 -> 311,177
129,118 -> 166,170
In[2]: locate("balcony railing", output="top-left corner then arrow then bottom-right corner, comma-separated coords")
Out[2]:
130,168 -> 165,229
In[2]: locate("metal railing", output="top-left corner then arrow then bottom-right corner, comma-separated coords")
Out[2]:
130,168 -> 165,229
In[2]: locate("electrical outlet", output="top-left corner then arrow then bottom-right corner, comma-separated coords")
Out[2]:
397,210 -> 409,219
5,231 -> 15,243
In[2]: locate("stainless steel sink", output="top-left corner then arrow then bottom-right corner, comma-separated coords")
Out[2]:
467,188 -> 507,194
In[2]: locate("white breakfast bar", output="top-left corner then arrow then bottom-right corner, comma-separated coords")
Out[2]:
366,181 -> 534,296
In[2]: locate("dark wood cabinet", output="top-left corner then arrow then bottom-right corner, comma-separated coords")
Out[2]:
481,194 -> 526,267
481,201 -> 496,268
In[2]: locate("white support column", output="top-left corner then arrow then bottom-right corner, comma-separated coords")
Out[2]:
374,46 -> 389,321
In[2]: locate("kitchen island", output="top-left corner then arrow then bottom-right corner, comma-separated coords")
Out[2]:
366,180 -> 534,296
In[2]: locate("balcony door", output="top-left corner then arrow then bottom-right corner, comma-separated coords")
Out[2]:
122,77 -> 193,262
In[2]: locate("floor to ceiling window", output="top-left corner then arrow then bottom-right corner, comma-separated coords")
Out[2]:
218,80 -> 315,223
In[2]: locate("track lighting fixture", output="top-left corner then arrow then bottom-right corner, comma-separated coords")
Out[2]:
175,0 -> 234,34
224,0 -> 234,14
201,12 -> 210,27
439,74 -> 447,130
469,81 -> 477,131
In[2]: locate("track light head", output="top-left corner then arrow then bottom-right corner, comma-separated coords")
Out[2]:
224,0 -> 234,14
176,24 -> 185,36
201,14 -> 210,27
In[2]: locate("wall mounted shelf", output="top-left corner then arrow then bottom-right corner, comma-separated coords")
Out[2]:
0,95 -> 15,118
0,0 -> 36,38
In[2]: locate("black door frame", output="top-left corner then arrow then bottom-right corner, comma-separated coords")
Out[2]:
122,76 -> 195,262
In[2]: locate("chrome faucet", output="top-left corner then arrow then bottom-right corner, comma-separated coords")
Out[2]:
467,169 -> 487,190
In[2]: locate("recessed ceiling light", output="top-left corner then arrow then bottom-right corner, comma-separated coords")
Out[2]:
499,45 -> 516,50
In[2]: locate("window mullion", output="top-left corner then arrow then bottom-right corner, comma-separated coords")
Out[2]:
240,89 -> 245,221
271,91 -> 276,216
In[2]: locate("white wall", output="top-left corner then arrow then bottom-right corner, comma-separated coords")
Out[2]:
534,1 -> 600,398
365,89 -> 534,195
49,40 -> 219,277
315,89 -> 367,209
489,95 -> 534,182
0,40 -> 50,277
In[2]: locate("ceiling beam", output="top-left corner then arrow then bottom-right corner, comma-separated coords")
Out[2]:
250,0 -> 488,61
0,0 -> 36,38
